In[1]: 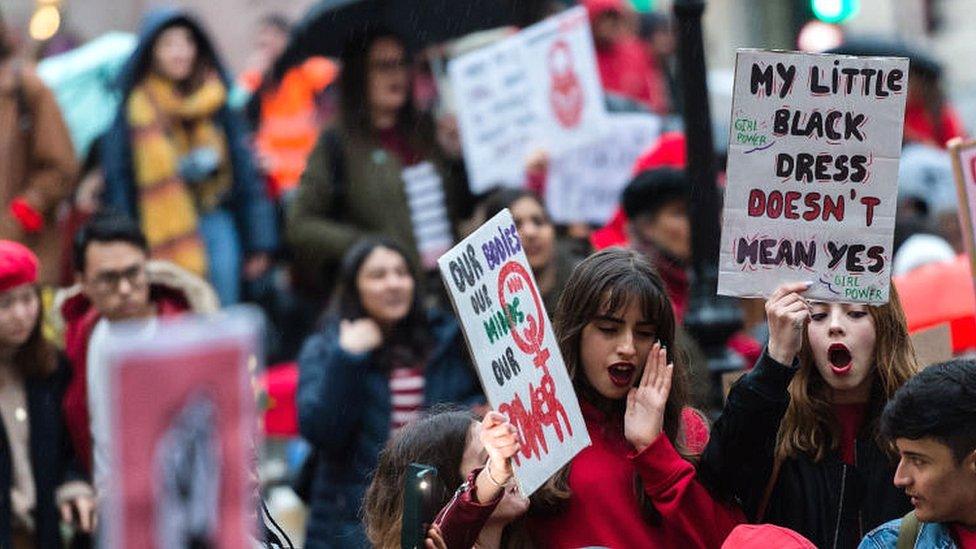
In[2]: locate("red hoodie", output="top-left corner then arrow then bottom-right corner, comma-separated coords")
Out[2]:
60,285 -> 195,473
435,403 -> 743,548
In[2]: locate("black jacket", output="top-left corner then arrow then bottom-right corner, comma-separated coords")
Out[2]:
699,351 -> 911,549
0,359 -> 86,548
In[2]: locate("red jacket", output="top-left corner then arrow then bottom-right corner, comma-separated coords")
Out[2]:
436,402 -> 743,548
59,278 -> 208,473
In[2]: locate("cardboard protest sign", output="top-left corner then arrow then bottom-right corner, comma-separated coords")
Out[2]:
438,209 -> 589,495
948,138 -> 976,286
546,113 -> 662,225
449,6 -> 608,193
910,322 -> 953,369
718,50 -> 908,304
102,312 -> 260,548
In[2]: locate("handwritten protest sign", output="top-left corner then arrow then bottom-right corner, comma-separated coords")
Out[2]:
546,113 -> 662,225
103,312 -> 259,548
449,7 -> 608,193
718,50 -> 908,304
438,210 -> 589,495
948,138 -> 976,289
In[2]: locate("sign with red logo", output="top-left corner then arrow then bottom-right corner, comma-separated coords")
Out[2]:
449,7 -> 608,193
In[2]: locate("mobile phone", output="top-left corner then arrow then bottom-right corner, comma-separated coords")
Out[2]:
401,463 -> 440,549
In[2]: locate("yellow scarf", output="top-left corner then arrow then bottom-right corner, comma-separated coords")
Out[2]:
128,72 -> 232,277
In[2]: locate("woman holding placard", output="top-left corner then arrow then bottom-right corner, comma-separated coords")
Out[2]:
430,248 -> 743,548
698,282 -> 917,548
296,238 -> 484,548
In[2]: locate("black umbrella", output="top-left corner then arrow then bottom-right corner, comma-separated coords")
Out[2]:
269,0 -> 548,82
827,36 -> 942,78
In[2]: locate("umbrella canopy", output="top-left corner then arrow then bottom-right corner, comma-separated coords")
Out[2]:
37,32 -> 137,159
893,254 -> 976,354
270,0 -> 547,82
827,36 -> 942,78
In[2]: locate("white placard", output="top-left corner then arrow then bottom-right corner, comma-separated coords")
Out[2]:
948,139 -> 976,291
546,113 -> 662,224
449,7 -> 608,193
438,210 -> 589,496
718,50 -> 909,304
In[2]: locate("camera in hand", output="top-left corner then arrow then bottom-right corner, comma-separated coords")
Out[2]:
401,463 -> 441,549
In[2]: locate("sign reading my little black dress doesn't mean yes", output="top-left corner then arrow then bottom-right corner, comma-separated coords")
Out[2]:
718,49 -> 909,304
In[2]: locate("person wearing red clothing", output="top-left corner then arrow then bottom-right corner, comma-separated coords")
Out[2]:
583,0 -> 669,114
56,213 -> 218,482
431,248 -> 742,548
903,64 -> 966,148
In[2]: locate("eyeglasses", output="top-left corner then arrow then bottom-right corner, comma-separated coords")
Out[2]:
369,58 -> 409,74
91,264 -> 147,292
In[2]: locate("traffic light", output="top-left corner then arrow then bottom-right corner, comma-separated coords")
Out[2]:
810,0 -> 860,23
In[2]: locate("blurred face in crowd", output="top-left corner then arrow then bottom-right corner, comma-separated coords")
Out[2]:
893,437 -> 976,525
460,421 -> 530,523
367,37 -> 409,119
632,199 -> 691,263
511,196 -> 555,273
357,246 -> 414,327
152,25 -> 197,83
580,298 -> 655,400
807,302 -> 877,402
79,242 -> 151,322
0,285 -> 39,350
593,10 -> 626,47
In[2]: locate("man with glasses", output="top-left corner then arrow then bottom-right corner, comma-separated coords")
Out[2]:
58,212 -> 218,502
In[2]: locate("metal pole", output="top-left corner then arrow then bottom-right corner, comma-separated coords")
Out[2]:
672,0 -> 744,411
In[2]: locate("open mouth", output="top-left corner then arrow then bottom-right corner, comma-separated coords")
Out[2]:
828,343 -> 853,376
607,363 -> 635,388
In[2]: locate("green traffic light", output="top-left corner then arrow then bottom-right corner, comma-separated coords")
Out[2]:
811,0 -> 860,23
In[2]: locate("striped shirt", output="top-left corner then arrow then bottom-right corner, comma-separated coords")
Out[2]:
389,365 -> 425,434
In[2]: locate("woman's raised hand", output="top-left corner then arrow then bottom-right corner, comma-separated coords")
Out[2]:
625,342 -> 673,454
338,318 -> 383,354
765,282 -> 812,366
480,411 -> 520,486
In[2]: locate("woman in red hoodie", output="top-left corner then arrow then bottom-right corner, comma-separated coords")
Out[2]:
432,248 -> 742,548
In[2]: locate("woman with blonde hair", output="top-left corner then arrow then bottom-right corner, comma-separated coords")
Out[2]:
700,282 -> 918,549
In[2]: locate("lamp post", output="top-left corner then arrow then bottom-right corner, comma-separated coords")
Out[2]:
672,0 -> 745,411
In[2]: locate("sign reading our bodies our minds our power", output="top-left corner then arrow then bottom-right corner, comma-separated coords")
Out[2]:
719,50 -> 909,304
438,210 -> 589,496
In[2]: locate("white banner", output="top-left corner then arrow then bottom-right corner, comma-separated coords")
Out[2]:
438,210 -> 589,496
719,50 -> 908,304
546,113 -> 662,224
449,6 -> 608,193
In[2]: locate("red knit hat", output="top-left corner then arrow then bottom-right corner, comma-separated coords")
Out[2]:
0,240 -> 39,293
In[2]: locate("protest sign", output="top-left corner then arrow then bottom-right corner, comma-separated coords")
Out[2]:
438,209 -> 589,495
948,138 -> 976,288
718,50 -> 908,304
546,113 -> 662,225
102,311 -> 260,549
449,6 -> 608,193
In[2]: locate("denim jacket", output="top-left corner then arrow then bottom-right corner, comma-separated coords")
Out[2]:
859,518 -> 959,549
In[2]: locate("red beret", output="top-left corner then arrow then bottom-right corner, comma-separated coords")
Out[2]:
0,240 -> 39,293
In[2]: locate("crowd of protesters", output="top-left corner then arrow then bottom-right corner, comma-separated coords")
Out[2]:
0,0 -> 975,548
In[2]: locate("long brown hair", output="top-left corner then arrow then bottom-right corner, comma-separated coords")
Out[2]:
363,409 -> 476,549
6,286 -> 56,379
775,286 -> 919,462
532,248 -> 696,510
